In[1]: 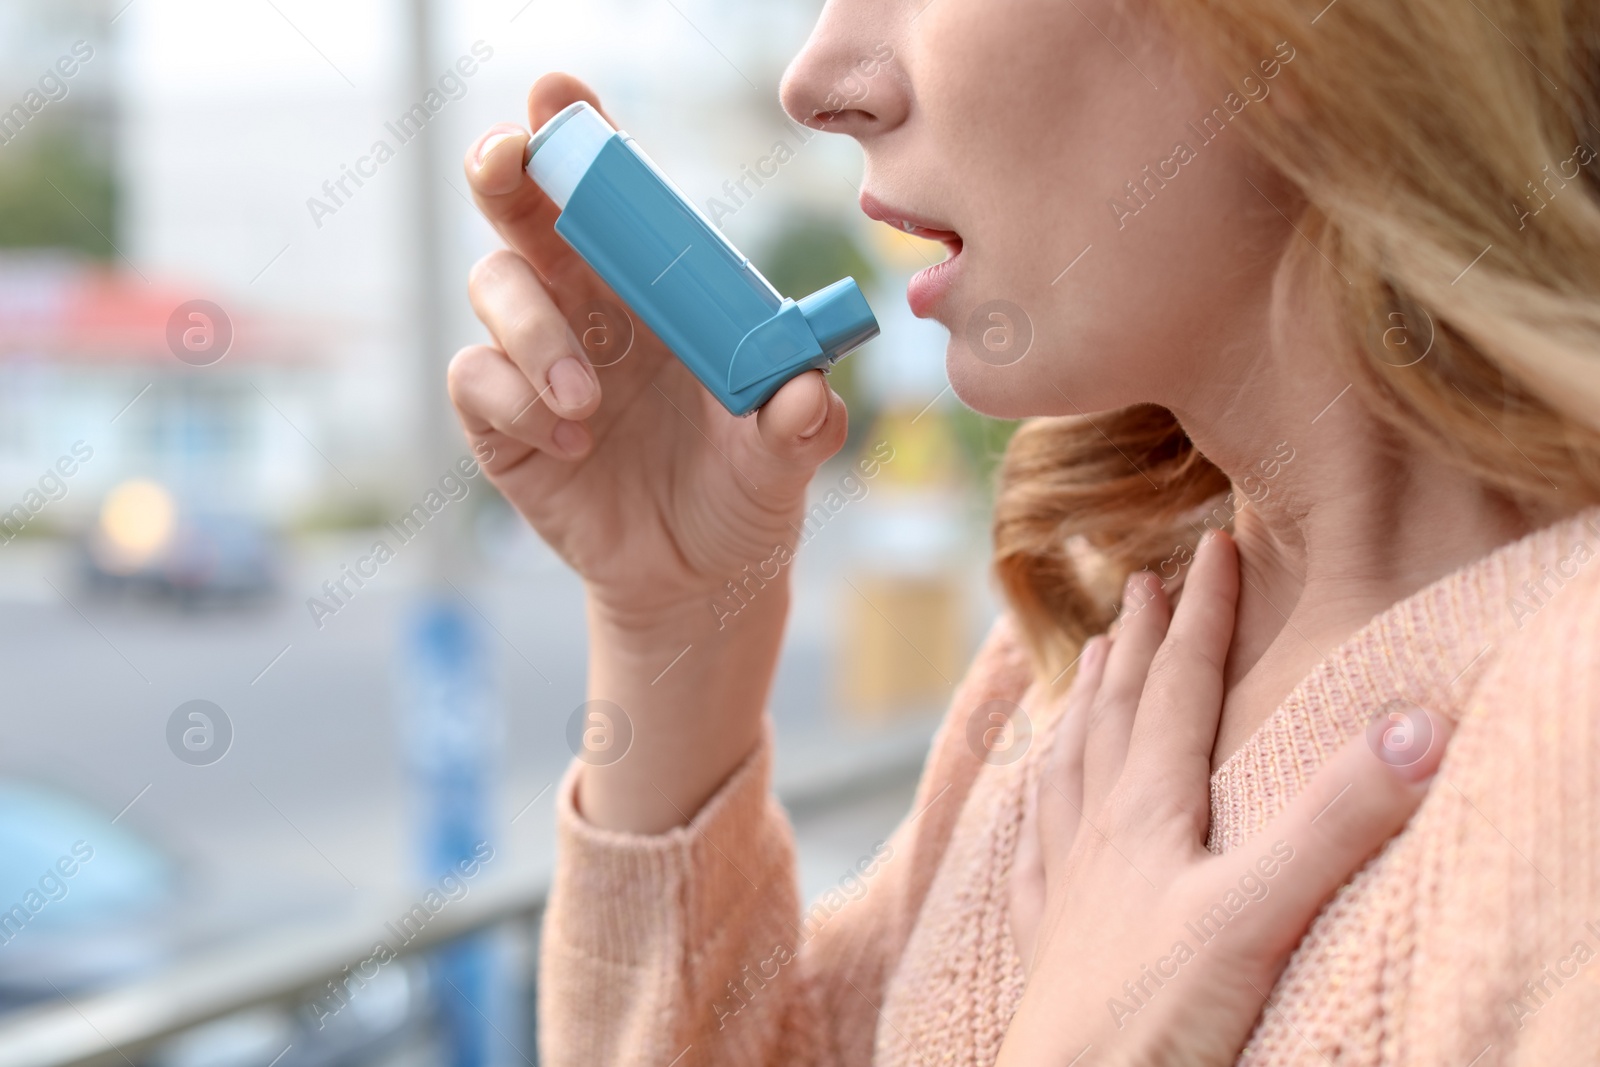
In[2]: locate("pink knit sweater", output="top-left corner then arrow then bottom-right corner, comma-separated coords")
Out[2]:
539,508 -> 1600,1065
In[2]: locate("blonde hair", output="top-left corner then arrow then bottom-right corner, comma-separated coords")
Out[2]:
994,0 -> 1600,683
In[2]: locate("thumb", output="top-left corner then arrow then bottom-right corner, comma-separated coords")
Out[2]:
1218,703 -> 1453,961
752,369 -> 848,471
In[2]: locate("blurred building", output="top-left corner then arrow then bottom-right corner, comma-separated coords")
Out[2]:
0,3 -> 1006,1063
111,0 -> 858,512
0,252 -> 335,529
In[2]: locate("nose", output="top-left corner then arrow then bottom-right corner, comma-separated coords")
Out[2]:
779,7 -> 907,139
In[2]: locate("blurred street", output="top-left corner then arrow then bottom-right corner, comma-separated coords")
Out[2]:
0,0 -> 1013,1061
0,502 -> 987,971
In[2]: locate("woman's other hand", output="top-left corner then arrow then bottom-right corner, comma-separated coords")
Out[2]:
1003,531 -> 1451,1065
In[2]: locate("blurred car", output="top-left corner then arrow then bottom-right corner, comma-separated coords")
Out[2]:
80,480 -> 280,606
0,779 -> 175,1010
0,780 -> 435,1067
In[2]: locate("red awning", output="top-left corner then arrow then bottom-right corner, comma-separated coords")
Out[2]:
0,253 -> 328,366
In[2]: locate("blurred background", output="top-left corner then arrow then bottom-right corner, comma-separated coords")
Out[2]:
0,1 -> 1018,1063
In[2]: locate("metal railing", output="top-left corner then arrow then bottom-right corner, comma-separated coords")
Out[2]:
0,877 -> 547,1067
0,724 -> 935,1067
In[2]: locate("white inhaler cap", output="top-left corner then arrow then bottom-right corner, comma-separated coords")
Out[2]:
525,102 -> 616,210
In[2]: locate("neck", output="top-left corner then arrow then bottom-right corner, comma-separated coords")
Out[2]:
1167,258 -> 1533,751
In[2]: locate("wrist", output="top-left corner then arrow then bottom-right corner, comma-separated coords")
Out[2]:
576,579 -> 790,834
588,572 -> 792,653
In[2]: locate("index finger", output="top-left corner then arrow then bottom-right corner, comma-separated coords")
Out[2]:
463,72 -> 617,294
1122,529 -> 1239,834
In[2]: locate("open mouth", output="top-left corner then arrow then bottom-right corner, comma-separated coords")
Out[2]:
859,191 -> 965,317
859,192 -> 964,261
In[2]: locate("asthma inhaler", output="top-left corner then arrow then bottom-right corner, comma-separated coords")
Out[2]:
525,102 -> 880,416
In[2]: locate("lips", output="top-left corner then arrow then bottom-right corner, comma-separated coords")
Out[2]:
859,191 -> 964,318
859,192 -> 964,257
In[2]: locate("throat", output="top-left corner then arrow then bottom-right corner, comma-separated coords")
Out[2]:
1208,506 -> 1327,770
1211,640 -> 1327,770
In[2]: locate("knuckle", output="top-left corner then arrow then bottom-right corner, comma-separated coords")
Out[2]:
1303,815 -> 1367,868
1084,693 -> 1118,735
1095,791 -> 1139,841
1086,680 -> 1138,732
1307,790 -> 1386,857
468,249 -> 523,294
1142,649 -> 1184,694
466,254 -> 497,293
1151,632 -> 1225,685
446,345 -> 491,401
1141,789 -> 1207,839
504,307 -> 570,364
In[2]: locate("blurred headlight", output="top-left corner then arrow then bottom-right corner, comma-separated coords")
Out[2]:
94,479 -> 176,574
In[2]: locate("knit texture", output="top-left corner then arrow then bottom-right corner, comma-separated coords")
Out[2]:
538,508 -> 1600,1065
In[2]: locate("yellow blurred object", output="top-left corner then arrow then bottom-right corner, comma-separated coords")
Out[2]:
864,219 -> 948,272
835,410 -> 972,719
838,572 -> 965,718
867,406 -> 964,489
95,480 -> 176,574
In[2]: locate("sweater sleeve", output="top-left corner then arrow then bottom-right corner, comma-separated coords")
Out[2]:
535,615 -> 1034,1067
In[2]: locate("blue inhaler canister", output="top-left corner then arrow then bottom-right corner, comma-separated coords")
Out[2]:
525,102 -> 880,416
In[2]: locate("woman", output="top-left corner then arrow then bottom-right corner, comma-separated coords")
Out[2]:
447,0 -> 1600,1061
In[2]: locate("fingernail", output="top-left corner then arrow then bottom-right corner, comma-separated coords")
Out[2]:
1366,701 -> 1444,782
1083,635 -> 1108,669
798,392 -> 830,439
548,357 -> 596,411
1121,571 -> 1148,610
552,419 -> 588,458
474,130 -> 517,168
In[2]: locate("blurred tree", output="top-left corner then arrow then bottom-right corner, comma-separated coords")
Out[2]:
758,210 -> 879,297
948,406 -> 1022,490
0,126 -> 116,255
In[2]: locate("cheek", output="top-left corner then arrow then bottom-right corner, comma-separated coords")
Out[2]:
923,0 -> 1287,417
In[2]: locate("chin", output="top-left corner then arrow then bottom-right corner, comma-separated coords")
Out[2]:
945,344 -> 1047,420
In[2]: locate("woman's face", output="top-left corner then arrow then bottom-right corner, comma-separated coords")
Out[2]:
781,0 -> 1299,420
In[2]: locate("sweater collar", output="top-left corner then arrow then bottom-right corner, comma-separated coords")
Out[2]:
1207,504 -> 1600,852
